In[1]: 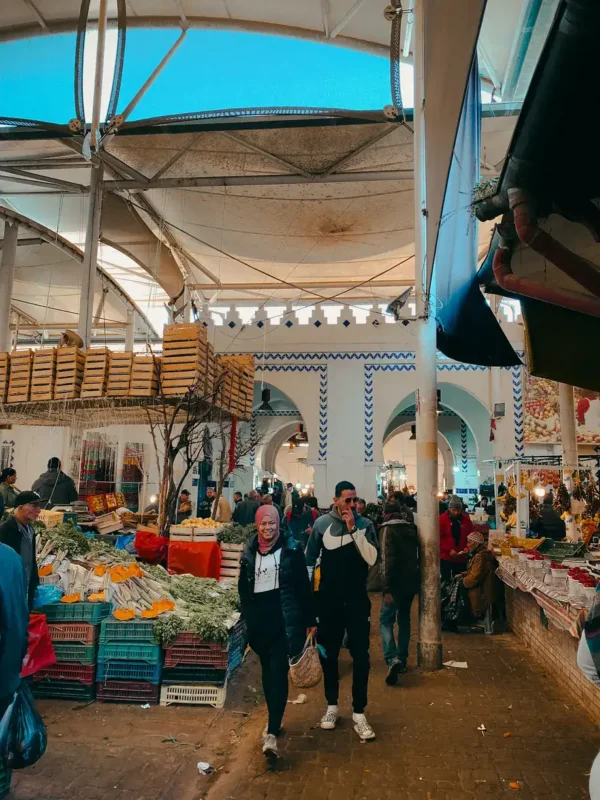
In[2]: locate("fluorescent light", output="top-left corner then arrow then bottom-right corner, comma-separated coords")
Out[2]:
534,486 -> 546,498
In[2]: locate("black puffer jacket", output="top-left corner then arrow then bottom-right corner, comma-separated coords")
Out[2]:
380,515 -> 420,599
238,534 -> 315,659
31,469 -> 78,508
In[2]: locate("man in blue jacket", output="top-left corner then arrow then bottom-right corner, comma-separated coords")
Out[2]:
0,542 -> 29,721
305,480 -> 378,741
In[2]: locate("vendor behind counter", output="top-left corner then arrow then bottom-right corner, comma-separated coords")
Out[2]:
31,457 -> 78,509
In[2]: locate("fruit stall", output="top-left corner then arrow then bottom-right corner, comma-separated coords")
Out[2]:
26,520 -> 254,710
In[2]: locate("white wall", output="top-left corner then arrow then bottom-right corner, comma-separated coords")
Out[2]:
274,446 -> 314,488
1,426 -> 70,491
383,431 -> 445,489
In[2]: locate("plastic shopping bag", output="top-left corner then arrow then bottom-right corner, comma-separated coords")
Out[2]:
21,614 -> 56,679
0,683 -> 47,769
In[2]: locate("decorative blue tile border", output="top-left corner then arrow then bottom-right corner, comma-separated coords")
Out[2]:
249,418 -> 257,468
364,364 -> 417,462
249,352 -> 416,361
255,364 -> 328,463
460,421 -> 468,473
512,365 -> 524,457
254,409 -> 301,417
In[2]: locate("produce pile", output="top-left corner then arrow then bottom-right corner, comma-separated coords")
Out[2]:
146,566 -> 241,645
217,522 -> 256,545
179,517 -> 223,529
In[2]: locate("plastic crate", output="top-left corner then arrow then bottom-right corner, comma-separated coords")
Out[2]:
164,644 -> 229,669
97,659 -> 162,684
99,619 -> 156,644
0,760 -> 11,800
39,573 -> 62,587
40,602 -> 111,624
53,642 -> 97,665
48,623 -> 98,645
98,643 -> 162,664
31,680 -> 96,701
96,680 -> 160,704
162,665 -> 227,684
34,663 -> 96,685
160,682 -> 227,708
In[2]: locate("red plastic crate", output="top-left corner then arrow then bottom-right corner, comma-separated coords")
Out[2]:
34,663 -> 96,685
48,623 -> 98,645
164,645 -> 228,669
170,632 -> 228,649
96,680 -> 160,704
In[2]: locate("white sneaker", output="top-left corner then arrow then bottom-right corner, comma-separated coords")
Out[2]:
320,706 -> 339,730
353,713 -> 376,740
262,733 -> 278,758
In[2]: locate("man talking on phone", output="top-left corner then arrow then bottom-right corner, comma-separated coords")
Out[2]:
305,480 -> 378,741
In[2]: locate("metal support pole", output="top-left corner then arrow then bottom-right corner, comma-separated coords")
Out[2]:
0,220 -> 19,353
125,308 -> 135,351
414,0 -> 442,672
78,165 -> 103,348
183,284 -> 191,323
559,381 -> 578,496
90,0 -> 108,152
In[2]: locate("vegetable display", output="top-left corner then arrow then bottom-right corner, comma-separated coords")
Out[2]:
217,523 -> 255,544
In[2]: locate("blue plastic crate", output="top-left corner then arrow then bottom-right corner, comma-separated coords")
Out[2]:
98,642 -> 162,664
97,659 -> 162,684
40,602 -> 111,624
99,618 -> 156,644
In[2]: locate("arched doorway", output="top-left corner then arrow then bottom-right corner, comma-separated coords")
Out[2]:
383,425 -> 455,491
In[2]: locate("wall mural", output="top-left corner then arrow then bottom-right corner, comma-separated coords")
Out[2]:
524,374 -> 600,444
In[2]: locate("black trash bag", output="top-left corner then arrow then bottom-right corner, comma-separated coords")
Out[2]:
441,576 -> 468,626
0,683 -> 47,769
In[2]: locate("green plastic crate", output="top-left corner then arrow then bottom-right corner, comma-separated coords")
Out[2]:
99,619 -> 156,644
0,759 -> 11,800
98,642 -> 162,664
40,602 -> 111,624
53,642 -> 97,665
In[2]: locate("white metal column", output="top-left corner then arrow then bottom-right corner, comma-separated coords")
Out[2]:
559,383 -> 578,482
414,0 -> 442,671
125,308 -> 135,351
0,220 -> 19,353
78,165 -> 103,348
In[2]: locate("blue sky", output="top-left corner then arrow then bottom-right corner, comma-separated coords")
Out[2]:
0,30 -> 394,123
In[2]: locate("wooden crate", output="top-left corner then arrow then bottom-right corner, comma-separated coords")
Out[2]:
53,347 -> 85,400
163,321 -> 207,343
161,325 -> 211,397
0,352 -> 9,403
8,350 -> 32,403
107,352 -> 133,397
220,543 -> 244,580
31,348 -> 57,400
129,355 -> 159,397
81,348 -> 110,398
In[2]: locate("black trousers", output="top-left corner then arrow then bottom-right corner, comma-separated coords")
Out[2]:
440,559 -> 464,582
318,594 -> 371,714
252,634 -> 289,736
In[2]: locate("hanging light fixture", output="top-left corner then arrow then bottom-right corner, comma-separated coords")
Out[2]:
259,387 -> 273,412
409,424 -> 416,440
437,389 -> 443,415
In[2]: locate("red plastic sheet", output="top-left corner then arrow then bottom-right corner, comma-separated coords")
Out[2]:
167,541 -> 222,579
135,530 -> 168,563
21,614 -> 56,678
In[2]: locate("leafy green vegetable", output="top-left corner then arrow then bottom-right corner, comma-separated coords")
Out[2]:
217,523 -> 254,545
38,522 -> 91,557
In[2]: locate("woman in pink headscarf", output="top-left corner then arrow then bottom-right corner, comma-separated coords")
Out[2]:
238,505 -> 316,760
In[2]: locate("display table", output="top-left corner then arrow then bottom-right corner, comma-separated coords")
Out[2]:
498,557 -> 600,724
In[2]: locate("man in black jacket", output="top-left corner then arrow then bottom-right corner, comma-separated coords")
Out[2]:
32,457 -> 78,509
379,501 -> 419,685
233,489 -> 261,527
0,490 -> 44,608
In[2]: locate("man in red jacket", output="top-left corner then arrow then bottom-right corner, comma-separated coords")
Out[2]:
439,496 -> 473,582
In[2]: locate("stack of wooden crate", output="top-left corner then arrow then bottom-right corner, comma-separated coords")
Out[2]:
0,353 -> 8,403
160,322 -> 210,396
31,348 -> 57,402
54,347 -> 85,400
217,355 -> 255,418
8,350 -> 32,403
129,355 -> 159,397
107,352 -> 133,396
81,348 -> 110,398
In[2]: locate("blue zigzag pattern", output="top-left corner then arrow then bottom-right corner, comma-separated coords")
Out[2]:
512,365 -> 524,457
254,409 -> 301,417
460,421 -> 468,473
364,364 -> 417,461
249,418 -> 257,468
255,364 -> 328,463
249,352 -> 416,361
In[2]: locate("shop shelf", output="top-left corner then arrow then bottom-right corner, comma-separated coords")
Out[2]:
162,665 -> 227,684
0,759 -> 11,800
31,680 -> 96,701
159,682 -> 227,708
40,602 -> 111,624
99,619 -> 156,644
96,680 -> 160,704
34,663 -> 96,685
48,623 -> 98,645
53,642 -> 97,665
97,643 -> 162,664
97,659 -> 161,684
